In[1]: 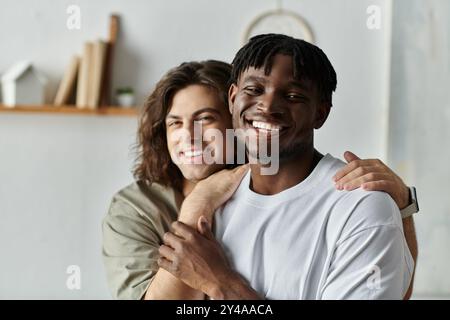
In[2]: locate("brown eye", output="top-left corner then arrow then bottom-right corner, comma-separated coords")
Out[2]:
168,120 -> 182,127
286,93 -> 307,103
287,94 -> 301,100
244,86 -> 262,96
196,116 -> 215,124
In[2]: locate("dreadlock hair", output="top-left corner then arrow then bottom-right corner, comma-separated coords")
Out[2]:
230,33 -> 337,107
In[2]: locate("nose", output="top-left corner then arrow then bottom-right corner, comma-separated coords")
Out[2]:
179,120 -> 202,146
256,92 -> 285,117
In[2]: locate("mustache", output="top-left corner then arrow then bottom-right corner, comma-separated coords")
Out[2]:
242,112 -> 289,128
241,109 -> 286,122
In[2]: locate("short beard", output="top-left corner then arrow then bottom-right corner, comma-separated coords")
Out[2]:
244,140 -> 310,164
278,141 -> 310,162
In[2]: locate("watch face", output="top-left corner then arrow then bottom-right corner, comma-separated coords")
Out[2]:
243,10 -> 315,44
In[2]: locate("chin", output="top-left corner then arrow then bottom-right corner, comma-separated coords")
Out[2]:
179,164 -> 222,182
278,142 -> 309,161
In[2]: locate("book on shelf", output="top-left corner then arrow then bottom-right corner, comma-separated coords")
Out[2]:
100,15 -> 119,106
76,41 -> 94,108
59,15 -> 119,109
87,40 -> 107,109
53,55 -> 80,106
75,40 -> 107,109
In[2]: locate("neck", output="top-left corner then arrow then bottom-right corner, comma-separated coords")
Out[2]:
249,148 -> 323,195
182,179 -> 197,197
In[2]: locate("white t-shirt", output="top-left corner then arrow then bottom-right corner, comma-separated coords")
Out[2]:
214,153 -> 414,299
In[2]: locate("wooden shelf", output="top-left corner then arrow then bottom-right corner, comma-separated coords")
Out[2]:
0,104 -> 139,116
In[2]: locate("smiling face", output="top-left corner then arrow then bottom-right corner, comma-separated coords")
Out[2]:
228,54 -> 330,163
166,84 -> 232,182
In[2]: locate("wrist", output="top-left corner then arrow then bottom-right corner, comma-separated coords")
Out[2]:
178,196 -> 213,226
207,274 -> 232,300
207,282 -> 226,300
399,186 -> 411,210
206,270 -> 242,300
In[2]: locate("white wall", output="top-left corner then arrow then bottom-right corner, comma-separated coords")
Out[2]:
0,0 -> 393,298
388,0 -> 450,299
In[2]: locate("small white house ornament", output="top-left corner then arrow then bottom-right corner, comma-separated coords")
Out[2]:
1,61 -> 48,107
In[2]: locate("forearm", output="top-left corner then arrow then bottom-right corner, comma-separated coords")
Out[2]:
144,268 -> 204,300
178,199 -> 260,300
178,197 -> 214,227
402,217 -> 418,261
144,202 -> 214,300
209,271 -> 263,300
402,216 -> 418,300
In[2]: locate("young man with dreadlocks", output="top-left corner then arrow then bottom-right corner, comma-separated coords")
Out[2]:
157,34 -> 415,299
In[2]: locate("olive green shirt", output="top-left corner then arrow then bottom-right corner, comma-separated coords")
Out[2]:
102,181 -> 183,299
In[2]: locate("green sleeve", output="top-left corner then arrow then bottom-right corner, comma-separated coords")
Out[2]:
102,198 -> 163,300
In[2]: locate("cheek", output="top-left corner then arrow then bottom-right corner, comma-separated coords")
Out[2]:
233,95 -> 249,118
203,125 -> 226,150
294,110 -> 315,128
166,130 -> 177,155
232,107 -> 242,124
221,113 -> 233,128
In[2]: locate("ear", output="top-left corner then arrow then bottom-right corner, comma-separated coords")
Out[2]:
228,83 -> 238,115
314,103 -> 331,129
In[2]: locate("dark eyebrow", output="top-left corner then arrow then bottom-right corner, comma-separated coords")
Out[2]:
165,114 -> 181,120
166,107 -> 222,121
192,107 -> 222,117
286,80 -> 310,91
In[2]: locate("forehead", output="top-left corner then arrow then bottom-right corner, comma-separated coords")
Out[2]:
168,84 -> 224,116
240,55 -> 312,90
240,55 -> 298,81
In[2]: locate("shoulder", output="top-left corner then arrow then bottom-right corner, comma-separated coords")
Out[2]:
332,188 -> 403,242
104,181 -> 182,231
320,154 -> 402,232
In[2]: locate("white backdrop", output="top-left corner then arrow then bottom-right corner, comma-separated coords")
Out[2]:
388,0 -> 450,298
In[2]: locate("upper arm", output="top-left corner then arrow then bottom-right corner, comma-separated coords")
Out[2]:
320,225 -> 413,299
320,191 -> 414,299
102,199 -> 163,300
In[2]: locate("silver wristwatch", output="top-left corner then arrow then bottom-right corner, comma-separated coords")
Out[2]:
400,186 -> 419,219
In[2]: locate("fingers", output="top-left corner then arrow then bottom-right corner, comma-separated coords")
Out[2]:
210,164 -> 249,180
224,164 -> 250,183
158,244 -> 176,261
197,216 -> 214,240
333,160 -> 364,182
338,172 -> 392,191
335,166 -> 378,189
171,221 -> 197,241
232,163 -> 250,173
343,151 -> 360,163
201,164 -> 249,189
333,159 -> 386,183
157,256 -> 174,272
361,180 -> 396,194
230,164 -> 250,186
163,230 -> 183,250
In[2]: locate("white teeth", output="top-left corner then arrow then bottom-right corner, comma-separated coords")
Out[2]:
184,150 -> 202,157
251,121 -> 281,131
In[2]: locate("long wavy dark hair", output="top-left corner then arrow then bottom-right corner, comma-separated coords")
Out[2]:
133,60 -> 232,191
